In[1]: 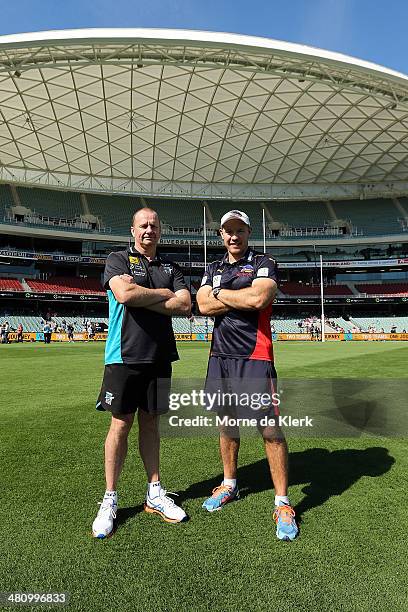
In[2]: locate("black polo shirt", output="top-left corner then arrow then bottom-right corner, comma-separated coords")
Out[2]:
104,247 -> 187,365
201,249 -> 278,361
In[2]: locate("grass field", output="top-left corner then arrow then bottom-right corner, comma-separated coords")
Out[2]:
1,341 -> 408,612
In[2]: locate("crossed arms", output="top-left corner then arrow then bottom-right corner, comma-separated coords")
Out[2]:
196,278 -> 277,316
109,274 -> 191,317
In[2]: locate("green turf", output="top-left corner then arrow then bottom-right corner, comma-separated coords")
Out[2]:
1,342 -> 407,612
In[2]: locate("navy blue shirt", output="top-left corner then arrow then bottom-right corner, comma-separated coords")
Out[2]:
201,249 -> 278,361
104,247 -> 187,365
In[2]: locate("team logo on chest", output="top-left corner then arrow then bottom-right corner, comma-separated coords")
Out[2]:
237,263 -> 254,277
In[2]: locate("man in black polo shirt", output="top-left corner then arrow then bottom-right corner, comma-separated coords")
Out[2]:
92,208 -> 191,538
196,210 -> 298,541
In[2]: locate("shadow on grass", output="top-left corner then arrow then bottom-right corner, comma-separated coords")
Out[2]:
116,503 -> 145,528
179,446 -> 395,522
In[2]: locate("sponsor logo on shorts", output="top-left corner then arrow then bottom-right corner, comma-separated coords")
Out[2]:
105,391 -> 115,405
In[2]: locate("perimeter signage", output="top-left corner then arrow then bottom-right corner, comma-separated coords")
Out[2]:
1,249 -> 407,270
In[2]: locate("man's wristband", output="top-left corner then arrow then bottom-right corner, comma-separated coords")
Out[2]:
212,287 -> 221,299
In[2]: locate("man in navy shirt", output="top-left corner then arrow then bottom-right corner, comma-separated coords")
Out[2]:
197,210 -> 298,541
92,208 -> 191,538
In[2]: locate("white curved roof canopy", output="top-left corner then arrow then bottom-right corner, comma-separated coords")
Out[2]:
0,28 -> 408,200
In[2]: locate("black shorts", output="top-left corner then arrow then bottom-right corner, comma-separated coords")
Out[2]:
96,362 -> 172,415
204,356 -> 280,419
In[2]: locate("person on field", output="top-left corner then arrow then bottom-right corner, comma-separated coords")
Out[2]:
196,210 -> 298,541
43,321 -> 52,344
17,322 -> 23,343
67,324 -> 74,342
92,208 -> 191,538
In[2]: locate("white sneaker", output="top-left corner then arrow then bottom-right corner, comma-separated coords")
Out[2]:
92,497 -> 117,538
144,489 -> 187,523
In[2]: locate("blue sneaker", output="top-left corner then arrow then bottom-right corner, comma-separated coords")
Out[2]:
202,484 -> 239,512
273,504 -> 298,541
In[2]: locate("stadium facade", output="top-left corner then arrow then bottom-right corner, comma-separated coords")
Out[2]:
0,29 -> 407,339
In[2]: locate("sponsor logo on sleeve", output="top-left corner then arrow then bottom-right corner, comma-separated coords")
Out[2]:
201,275 -> 208,286
257,267 -> 269,277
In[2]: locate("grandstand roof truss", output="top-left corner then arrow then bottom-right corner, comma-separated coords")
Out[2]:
0,29 -> 408,200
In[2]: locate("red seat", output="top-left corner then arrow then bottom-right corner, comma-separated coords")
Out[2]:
26,277 -> 104,295
356,283 -> 408,296
0,278 -> 24,291
280,282 -> 351,296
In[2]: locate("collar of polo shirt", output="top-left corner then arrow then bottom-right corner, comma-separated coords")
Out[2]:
222,247 -> 253,265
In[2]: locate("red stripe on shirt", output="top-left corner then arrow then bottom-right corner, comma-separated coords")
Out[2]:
249,305 -> 273,361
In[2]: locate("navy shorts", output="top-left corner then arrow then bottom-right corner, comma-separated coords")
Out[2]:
204,356 -> 280,419
96,362 -> 172,415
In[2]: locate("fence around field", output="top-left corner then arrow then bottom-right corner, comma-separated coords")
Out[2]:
4,331 -> 408,343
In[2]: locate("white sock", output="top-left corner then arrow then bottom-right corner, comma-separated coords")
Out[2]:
148,481 -> 161,498
275,495 -> 290,507
104,490 -> 117,504
223,478 -> 237,490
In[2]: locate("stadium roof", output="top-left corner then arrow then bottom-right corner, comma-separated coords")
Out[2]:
0,28 -> 408,200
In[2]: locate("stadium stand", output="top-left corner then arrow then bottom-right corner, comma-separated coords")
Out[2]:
146,198 -> 203,231
17,187 -> 82,220
0,278 -> 24,291
0,184 -> 15,216
267,201 -> 329,227
1,314 -> 407,336
26,277 -> 104,295
0,315 -> 108,333
86,193 -> 140,234
207,201 -> 264,238
272,318 -> 303,333
280,282 -> 352,296
350,316 -> 408,332
331,199 -> 401,235
326,317 -> 355,332
355,283 -> 408,296
87,195 -> 205,235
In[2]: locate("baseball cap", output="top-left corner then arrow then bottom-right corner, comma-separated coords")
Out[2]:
220,210 -> 251,228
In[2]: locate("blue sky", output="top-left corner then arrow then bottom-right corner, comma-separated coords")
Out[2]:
1,0 -> 408,74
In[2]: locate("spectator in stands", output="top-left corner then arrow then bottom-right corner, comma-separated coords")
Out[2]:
391,325 -> 397,334
43,321 -> 52,344
67,323 -> 74,342
17,323 -> 23,343
0,322 -> 5,344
